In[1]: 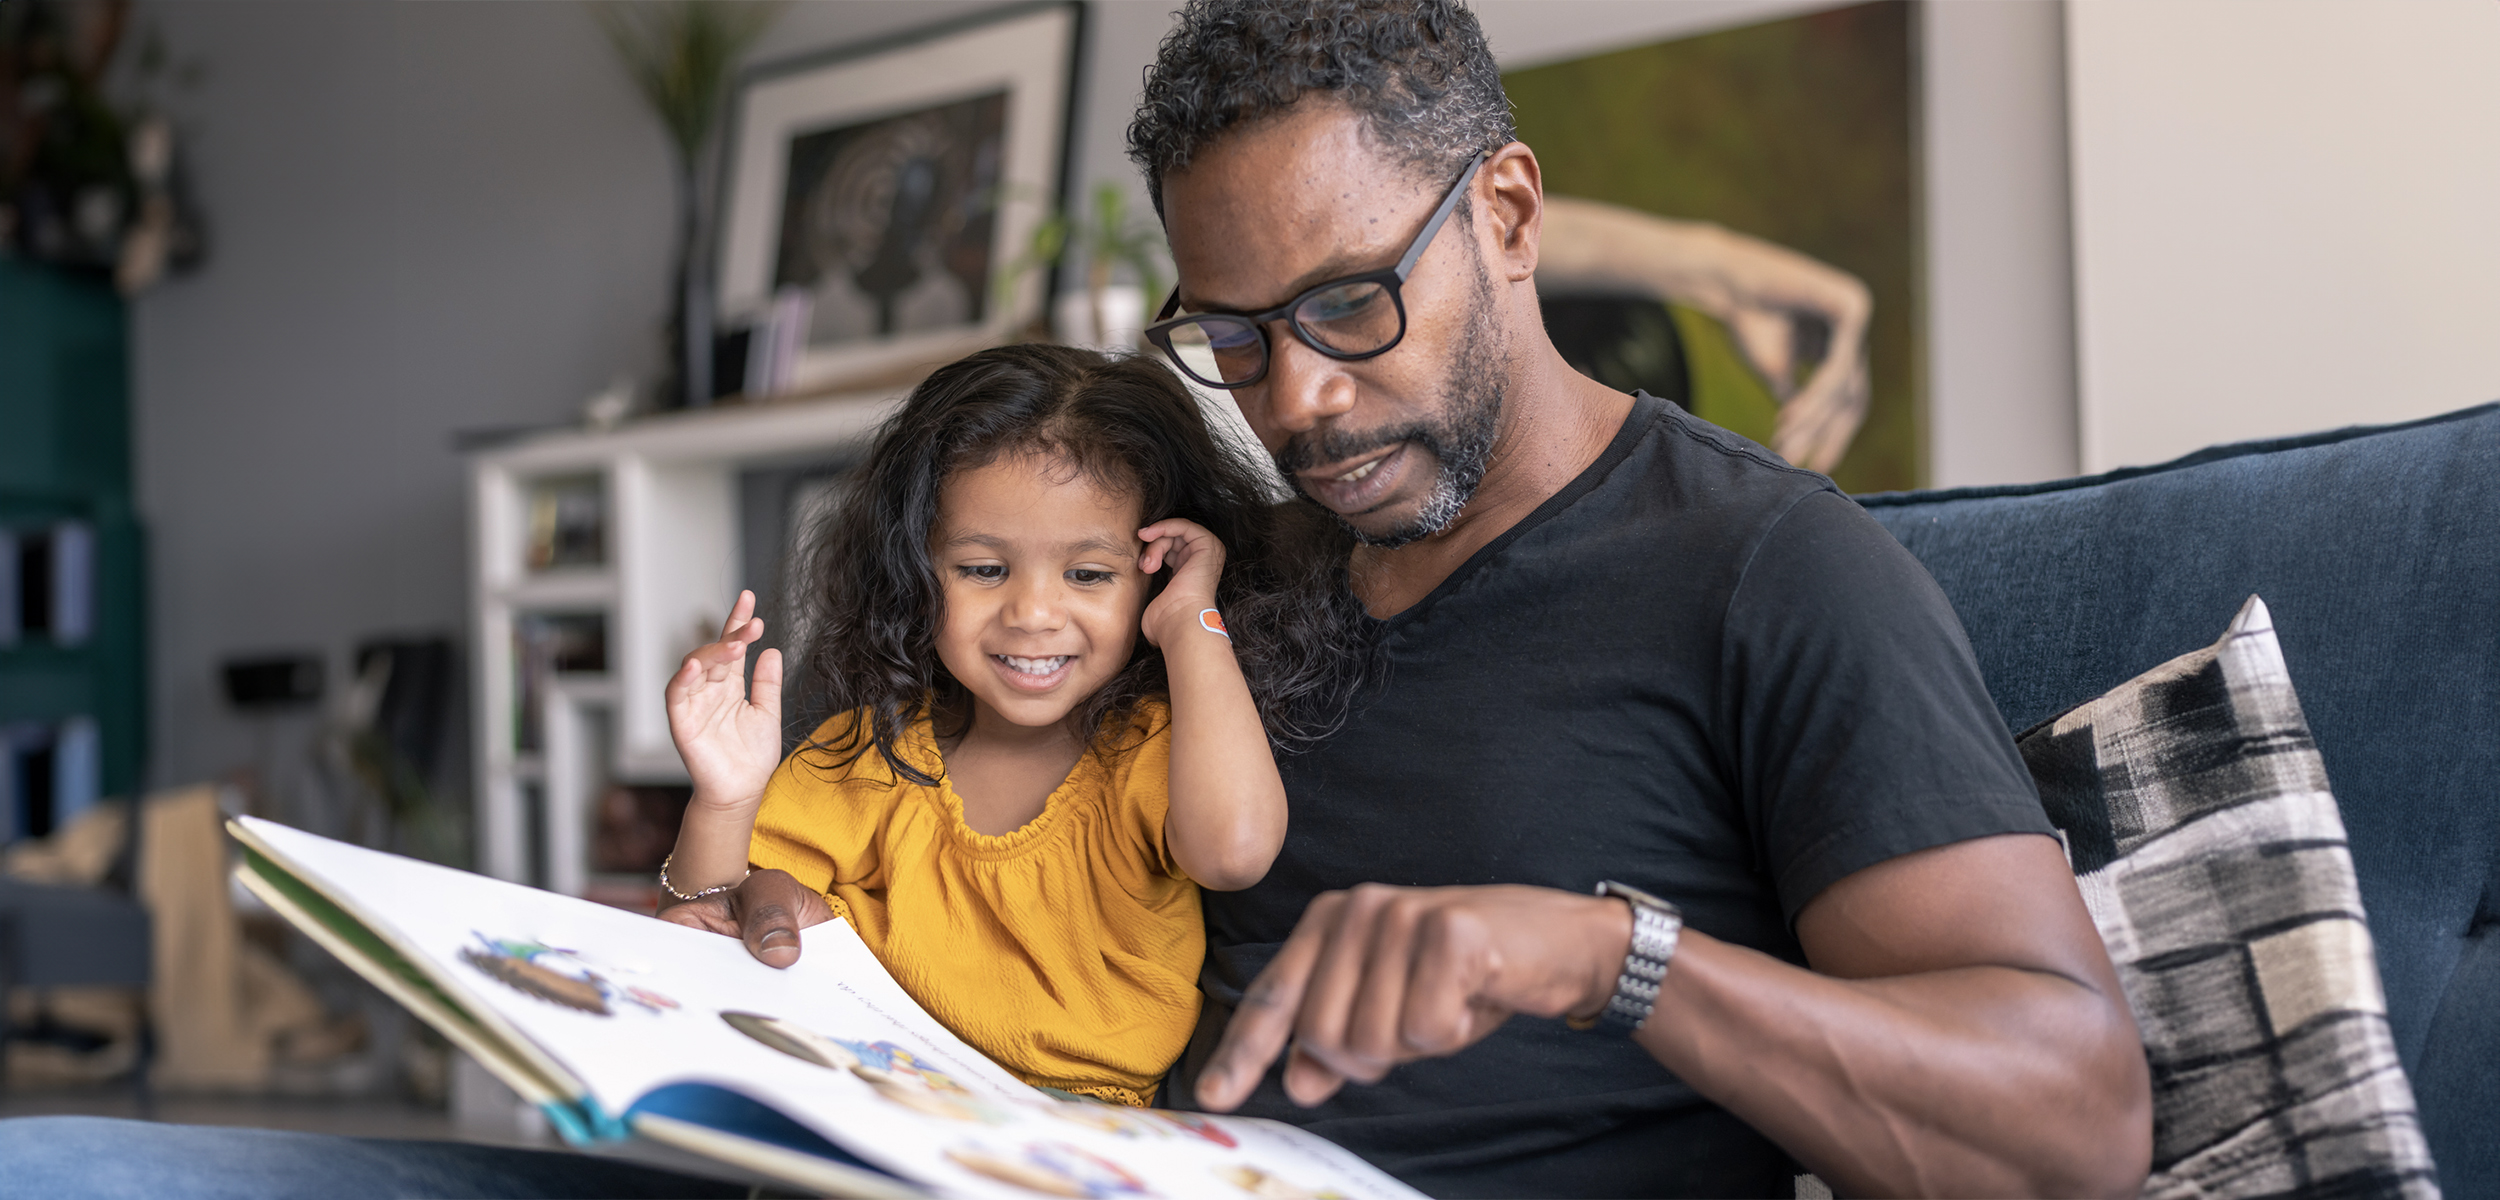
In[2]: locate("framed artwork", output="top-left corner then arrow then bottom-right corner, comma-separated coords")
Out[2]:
715,2 -> 1079,394
1507,1 -> 1922,493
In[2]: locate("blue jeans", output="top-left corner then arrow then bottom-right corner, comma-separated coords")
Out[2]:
0,1116 -> 751,1199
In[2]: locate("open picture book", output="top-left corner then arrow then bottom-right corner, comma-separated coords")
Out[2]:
229,816 -> 1424,1200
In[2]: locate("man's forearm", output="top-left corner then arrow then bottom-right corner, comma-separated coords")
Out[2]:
1635,930 -> 2149,1198
1191,839 -> 2151,1196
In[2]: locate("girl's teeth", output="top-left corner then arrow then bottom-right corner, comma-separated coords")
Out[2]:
1337,459 -> 1380,483
1000,655 -> 1069,676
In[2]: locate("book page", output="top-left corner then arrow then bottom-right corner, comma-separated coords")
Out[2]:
238,818 -> 1423,1200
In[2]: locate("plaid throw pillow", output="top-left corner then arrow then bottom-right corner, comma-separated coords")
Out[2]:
2018,596 -> 2439,1198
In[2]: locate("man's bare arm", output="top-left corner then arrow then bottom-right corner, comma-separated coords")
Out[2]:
1644,834 -> 2150,1197
1193,834 -> 2151,1198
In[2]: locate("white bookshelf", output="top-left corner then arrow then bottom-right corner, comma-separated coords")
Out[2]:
465,390 -> 904,896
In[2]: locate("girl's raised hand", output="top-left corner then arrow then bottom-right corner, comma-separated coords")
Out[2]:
1138,518 -> 1228,649
665,589 -> 784,814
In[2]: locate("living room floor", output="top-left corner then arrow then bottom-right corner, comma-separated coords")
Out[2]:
0,1085 -> 483,1143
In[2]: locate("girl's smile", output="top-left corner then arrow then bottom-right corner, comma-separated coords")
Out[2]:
989,653 -> 1076,692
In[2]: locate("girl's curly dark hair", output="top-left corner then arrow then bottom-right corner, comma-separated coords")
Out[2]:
785,342 -> 1370,785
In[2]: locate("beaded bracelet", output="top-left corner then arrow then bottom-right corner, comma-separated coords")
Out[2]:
658,853 -> 749,903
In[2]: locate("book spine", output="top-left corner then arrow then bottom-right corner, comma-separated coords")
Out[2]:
1,526 -> 18,645
540,1096 -> 633,1145
51,520 -> 94,644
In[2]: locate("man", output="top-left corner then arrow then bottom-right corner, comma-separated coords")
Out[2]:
1114,2 -> 2152,1196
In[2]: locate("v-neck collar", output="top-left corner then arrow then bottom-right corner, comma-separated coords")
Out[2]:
1375,391 -> 1662,632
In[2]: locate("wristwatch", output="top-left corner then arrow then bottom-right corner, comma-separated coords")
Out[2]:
1569,880 -> 1684,1035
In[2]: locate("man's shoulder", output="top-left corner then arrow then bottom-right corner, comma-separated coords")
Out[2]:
1559,395 -> 1841,559
1629,394 -> 1834,501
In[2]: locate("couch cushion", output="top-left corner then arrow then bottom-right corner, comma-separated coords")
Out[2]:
1860,402 -> 2500,1195
2021,596 -> 2434,1198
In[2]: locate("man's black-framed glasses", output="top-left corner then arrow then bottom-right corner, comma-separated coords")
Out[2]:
1144,153 -> 1487,389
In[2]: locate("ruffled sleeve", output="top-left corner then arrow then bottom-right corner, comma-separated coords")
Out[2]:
749,711 -> 906,898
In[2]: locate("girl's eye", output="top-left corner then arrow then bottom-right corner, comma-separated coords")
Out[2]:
957,564 -> 1006,582
1067,569 -> 1116,586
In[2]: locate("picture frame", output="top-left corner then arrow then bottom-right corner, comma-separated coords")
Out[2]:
713,2 -> 1081,397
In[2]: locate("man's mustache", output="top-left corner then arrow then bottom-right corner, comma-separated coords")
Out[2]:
1272,423 -> 1442,477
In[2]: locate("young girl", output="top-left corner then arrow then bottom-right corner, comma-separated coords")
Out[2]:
658,343 -> 1363,1107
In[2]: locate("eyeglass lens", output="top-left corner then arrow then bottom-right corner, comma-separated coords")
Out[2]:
1162,280 -> 1401,387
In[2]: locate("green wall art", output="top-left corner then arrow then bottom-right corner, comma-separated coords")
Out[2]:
1510,1 -> 1921,492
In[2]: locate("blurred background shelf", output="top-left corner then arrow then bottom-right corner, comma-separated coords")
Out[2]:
1,260 -> 146,845
465,390 -> 895,898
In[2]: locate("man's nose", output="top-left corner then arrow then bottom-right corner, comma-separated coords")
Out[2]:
1255,326 -> 1358,436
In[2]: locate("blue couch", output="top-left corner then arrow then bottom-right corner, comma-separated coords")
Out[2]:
1859,402 -> 2500,1195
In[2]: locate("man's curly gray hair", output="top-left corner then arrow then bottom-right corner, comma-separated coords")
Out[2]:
1126,0 -> 1517,219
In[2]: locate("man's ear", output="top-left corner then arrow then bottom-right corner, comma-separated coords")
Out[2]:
1482,141 -> 1544,283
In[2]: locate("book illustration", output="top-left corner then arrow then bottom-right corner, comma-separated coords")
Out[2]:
1037,1100 -> 1168,1139
944,1141 -> 1156,1198
1219,1165 -> 1349,1200
723,1011 -> 1010,1123
1146,1109 -> 1238,1148
458,934 -> 678,1017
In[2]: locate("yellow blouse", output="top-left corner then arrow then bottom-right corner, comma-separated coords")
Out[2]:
747,700 -> 1198,1107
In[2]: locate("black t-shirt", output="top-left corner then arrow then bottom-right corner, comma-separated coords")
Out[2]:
1175,394 -> 2055,1198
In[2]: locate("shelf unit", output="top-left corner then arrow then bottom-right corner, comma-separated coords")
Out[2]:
466,390 -> 903,900
1,260 -> 145,838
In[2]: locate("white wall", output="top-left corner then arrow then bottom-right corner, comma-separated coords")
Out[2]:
2066,0 -> 2500,472
134,2 -> 674,795
1923,0 -> 2079,487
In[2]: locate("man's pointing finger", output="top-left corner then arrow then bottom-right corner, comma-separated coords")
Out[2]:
1197,891 -> 1343,1111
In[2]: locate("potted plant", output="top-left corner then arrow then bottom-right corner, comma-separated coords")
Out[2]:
1003,181 -> 1168,352
593,1 -> 780,410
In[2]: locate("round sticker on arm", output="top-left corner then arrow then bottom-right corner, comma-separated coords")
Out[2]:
1199,609 -> 1229,639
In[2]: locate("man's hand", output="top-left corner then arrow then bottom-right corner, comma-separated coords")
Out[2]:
1195,883 -> 1633,1110
656,869 -> 834,969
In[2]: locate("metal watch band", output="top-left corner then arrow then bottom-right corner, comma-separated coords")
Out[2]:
1575,880 -> 1683,1035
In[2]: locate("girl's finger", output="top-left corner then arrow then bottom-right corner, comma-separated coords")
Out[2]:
1137,519 -> 1204,547
720,590 -> 756,640
752,648 -> 785,718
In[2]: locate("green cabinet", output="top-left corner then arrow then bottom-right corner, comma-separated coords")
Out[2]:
1,259 -> 146,836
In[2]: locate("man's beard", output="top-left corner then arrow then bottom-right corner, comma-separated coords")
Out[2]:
1273,267 -> 1506,549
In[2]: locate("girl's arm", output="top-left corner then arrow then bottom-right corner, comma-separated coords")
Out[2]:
1139,520 -> 1288,891
660,590 -> 785,902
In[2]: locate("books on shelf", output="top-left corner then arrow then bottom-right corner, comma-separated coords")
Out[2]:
716,286 -> 813,402
2,520 -> 96,646
232,817 -> 1424,1200
3,716 -> 101,843
525,475 -> 607,572
514,612 -> 608,753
